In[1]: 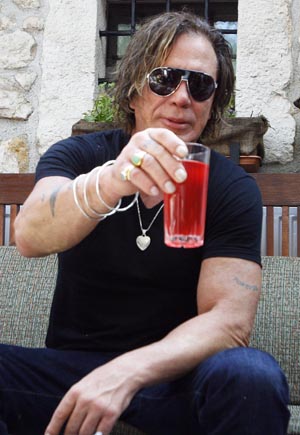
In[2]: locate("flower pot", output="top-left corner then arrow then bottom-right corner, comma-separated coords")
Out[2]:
202,116 -> 268,172
72,119 -> 118,136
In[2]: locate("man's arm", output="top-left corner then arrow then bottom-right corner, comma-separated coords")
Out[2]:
15,176 -> 101,257
15,128 -> 189,257
45,256 -> 261,435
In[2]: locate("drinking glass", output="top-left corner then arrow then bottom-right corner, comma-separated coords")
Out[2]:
164,143 -> 210,248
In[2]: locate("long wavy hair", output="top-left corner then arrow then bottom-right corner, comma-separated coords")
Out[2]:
114,11 -> 235,137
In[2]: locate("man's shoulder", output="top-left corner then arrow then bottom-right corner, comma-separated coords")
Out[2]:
210,149 -> 243,176
36,129 -> 130,181
210,150 -> 258,188
208,150 -> 262,205
64,128 -> 129,148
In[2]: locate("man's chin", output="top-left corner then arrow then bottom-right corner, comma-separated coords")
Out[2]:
176,132 -> 201,143
163,126 -> 201,143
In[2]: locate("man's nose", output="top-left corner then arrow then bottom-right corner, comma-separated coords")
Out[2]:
171,79 -> 192,105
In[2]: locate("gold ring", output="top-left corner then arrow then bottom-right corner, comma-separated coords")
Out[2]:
131,150 -> 147,167
120,164 -> 134,181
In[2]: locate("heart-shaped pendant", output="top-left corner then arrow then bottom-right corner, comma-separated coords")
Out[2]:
136,235 -> 151,251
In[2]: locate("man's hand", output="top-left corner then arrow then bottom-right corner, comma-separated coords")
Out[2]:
108,128 -> 189,208
15,127 -> 188,256
45,360 -> 138,435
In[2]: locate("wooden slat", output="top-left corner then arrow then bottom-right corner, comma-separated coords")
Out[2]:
0,204 -> 4,245
281,206 -> 289,256
252,173 -> 300,206
0,173 -> 35,246
298,206 -> 300,257
252,173 -> 300,257
266,206 -> 274,256
9,204 -> 19,246
0,173 -> 35,204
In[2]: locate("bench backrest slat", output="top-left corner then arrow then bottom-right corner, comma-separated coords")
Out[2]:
252,173 -> 300,256
1,172 -> 300,256
0,173 -> 35,246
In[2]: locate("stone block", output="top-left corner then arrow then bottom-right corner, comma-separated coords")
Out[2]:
12,0 -> 40,9
0,15 -> 16,31
0,29 -> 36,69
0,75 -> 33,120
0,86 -> 33,120
15,72 -> 37,90
0,136 -> 29,172
23,16 -> 44,32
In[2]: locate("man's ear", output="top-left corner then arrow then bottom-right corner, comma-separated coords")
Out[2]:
129,96 -> 136,112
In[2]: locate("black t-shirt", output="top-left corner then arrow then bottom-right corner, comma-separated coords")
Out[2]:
36,129 -> 262,352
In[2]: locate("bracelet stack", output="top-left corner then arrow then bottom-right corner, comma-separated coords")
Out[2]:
72,160 -> 138,221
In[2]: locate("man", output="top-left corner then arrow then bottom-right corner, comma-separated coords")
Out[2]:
1,11 -> 289,435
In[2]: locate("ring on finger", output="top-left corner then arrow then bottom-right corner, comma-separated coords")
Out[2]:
131,150 -> 147,167
120,164 -> 135,181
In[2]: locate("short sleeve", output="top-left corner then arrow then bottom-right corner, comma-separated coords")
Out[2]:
35,129 -> 129,182
202,152 -> 262,266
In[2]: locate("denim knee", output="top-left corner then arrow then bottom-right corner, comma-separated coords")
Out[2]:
199,347 -> 288,399
190,347 -> 290,435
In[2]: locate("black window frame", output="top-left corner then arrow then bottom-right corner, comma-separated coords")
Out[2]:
99,0 -> 238,82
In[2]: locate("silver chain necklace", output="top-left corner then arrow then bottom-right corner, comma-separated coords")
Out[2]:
136,194 -> 164,251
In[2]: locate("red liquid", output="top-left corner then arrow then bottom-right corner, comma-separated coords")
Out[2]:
164,160 -> 209,248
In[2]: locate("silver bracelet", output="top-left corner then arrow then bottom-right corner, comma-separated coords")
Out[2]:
72,175 -> 102,221
83,170 -> 109,219
118,191 -> 139,212
95,163 -> 121,212
96,160 -> 138,213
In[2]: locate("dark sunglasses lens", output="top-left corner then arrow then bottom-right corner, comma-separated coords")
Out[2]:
189,72 -> 216,102
149,68 -> 181,96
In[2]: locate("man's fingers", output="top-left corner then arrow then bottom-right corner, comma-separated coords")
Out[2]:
147,128 -> 188,157
45,393 -> 76,435
95,414 -> 118,435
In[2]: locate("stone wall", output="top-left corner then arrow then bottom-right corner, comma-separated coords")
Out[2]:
0,0 -> 105,172
0,0 -> 45,172
236,0 -> 300,171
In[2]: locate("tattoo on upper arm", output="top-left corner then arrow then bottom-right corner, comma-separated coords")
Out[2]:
49,186 -> 63,217
233,276 -> 258,292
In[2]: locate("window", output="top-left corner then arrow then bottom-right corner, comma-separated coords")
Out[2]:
100,1 -> 238,81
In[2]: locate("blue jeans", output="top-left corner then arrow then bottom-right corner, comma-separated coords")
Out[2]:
0,344 -> 290,435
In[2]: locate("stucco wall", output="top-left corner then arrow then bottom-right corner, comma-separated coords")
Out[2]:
37,0 -> 105,156
236,0 -> 300,169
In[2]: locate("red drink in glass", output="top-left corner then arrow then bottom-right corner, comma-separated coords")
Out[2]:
164,151 -> 210,248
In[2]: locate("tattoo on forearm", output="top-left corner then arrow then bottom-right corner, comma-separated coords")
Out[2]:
233,277 -> 258,292
49,186 -> 62,217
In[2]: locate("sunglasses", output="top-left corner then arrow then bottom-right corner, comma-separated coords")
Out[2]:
147,67 -> 218,102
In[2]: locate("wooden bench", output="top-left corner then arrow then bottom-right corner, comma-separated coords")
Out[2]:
0,173 -> 34,246
1,172 -> 300,256
252,173 -> 300,256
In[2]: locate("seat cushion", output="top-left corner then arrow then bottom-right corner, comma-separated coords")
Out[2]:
0,246 -> 56,347
250,256 -> 300,406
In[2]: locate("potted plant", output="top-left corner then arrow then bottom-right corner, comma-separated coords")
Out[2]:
201,115 -> 269,172
72,82 -> 118,136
